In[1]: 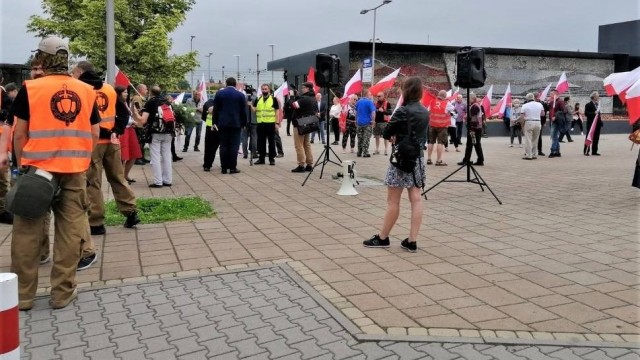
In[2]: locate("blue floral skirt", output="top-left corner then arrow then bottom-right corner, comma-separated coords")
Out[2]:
384,157 -> 426,188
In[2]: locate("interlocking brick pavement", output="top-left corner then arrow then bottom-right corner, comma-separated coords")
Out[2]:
1,133 -> 639,338
17,267 -> 640,359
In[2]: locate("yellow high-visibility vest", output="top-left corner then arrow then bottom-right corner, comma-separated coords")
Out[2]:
255,96 -> 276,124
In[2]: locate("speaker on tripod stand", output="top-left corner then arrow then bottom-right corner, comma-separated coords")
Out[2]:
422,47 -> 502,204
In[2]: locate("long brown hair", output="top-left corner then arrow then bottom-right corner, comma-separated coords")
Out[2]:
401,77 -> 423,104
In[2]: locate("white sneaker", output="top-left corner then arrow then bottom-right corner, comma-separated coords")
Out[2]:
509,144 -> 514,148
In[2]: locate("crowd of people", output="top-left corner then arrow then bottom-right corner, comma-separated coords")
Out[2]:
0,35 -> 618,311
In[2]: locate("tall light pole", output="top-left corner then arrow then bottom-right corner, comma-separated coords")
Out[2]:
267,44 -> 275,86
233,55 -> 240,81
360,0 -> 392,86
106,0 -> 115,84
206,52 -> 213,82
222,66 -> 225,81
190,35 -> 196,88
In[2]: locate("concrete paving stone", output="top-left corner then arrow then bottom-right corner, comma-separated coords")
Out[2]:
413,343 -> 459,359
85,346 -> 118,360
498,303 -> 559,324
548,302 -> 610,324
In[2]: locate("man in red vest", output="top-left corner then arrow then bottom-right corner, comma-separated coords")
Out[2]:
427,90 -> 453,166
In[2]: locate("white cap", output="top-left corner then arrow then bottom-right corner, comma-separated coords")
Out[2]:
36,36 -> 69,55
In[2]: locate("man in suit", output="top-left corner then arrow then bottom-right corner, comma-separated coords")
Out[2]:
212,77 -> 247,174
584,91 -> 602,156
311,92 -> 327,144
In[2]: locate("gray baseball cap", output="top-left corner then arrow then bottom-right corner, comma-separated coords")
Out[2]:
36,36 -> 69,55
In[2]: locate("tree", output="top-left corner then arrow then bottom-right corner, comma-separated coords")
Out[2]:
28,0 -> 198,89
177,79 -> 190,91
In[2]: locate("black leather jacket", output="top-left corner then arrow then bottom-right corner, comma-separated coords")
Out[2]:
291,91 -> 317,126
383,100 -> 429,145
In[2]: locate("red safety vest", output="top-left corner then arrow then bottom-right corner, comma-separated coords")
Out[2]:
429,98 -> 449,128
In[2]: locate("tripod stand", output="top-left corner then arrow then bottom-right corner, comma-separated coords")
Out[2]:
422,88 -> 502,204
302,87 -> 342,186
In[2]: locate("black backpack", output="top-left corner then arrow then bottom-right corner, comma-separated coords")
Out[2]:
390,120 -> 421,173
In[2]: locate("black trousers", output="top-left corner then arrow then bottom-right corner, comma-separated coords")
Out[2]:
257,122 -> 277,161
538,120 -> 546,154
218,127 -> 241,171
274,130 -> 284,155
331,117 -> 340,143
584,120 -> 602,154
463,130 -> 484,163
203,126 -> 220,168
445,127 -> 460,148
286,118 -> 292,135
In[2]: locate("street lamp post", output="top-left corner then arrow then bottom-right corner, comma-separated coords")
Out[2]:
222,66 -> 225,81
190,35 -> 196,88
206,52 -> 213,83
233,55 -> 240,81
360,0 -> 392,86
267,44 -> 275,86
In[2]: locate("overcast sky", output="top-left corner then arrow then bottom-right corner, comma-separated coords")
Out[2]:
1,0 -> 639,84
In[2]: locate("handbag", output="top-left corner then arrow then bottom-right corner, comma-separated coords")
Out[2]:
296,115 -> 320,136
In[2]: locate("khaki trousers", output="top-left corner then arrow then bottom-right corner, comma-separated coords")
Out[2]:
84,143 -> 136,255
293,132 -> 313,166
11,172 -> 89,308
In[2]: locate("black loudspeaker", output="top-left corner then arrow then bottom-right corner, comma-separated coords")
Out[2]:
454,47 -> 486,89
315,53 -> 340,88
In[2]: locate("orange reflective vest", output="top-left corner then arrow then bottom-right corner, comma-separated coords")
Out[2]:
96,83 -> 116,144
22,75 -> 96,173
429,98 -> 450,128
0,87 -> 4,135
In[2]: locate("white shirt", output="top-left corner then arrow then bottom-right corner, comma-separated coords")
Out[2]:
329,104 -> 342,118
520,101 -> 544,120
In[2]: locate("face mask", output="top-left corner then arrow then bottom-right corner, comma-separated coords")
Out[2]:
262,91 -> 269,96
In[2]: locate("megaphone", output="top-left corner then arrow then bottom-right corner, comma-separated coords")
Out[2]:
337,160 -> 358,196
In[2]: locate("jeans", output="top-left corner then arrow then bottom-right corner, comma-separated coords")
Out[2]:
311,120 -> 326,143
218,127 -> 242,171
456,122 -> 464,142
150,133 -> 173,185
550,122 -> 561,154
183,120 -> 203,150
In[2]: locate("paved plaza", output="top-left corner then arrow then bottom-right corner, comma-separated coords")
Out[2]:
1,132 -> 639,358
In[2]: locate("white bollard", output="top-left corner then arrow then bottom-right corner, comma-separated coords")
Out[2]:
337,160 -> 358,196
0,273 -> 19,360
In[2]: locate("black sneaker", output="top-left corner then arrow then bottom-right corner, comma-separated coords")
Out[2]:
254,160 -> 266,165
401,238 -> 417,252
134,159 -> 146,165
0,212 -> 14,225
276,153 -> 284,158
305,165 -> 313,172
124,212 -> 140,228
194,147 -> 200,152
291,166 -> 305,173
77,253 -> 97,271
363,234 -> 390,248
90,225 -> 106,235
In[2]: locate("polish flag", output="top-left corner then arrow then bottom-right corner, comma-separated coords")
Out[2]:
274,81 -> 289,106
307,67 -> 320,93
114,66 -> 132,88
491,83 -> 511,118
421,90 -> 436,109
446,87 -> 460,101
538,83 -> 552,102
368,68 -> 401,96
625,77 -> 640,124
555,72 -> 569,94
197,73 -> 207,102
343,69 -> 363,98
603,66 -> 640,103
585,111 -> 601,146
481,85 -> 493,118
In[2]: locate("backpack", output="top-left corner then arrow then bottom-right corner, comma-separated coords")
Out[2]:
390,119 -> 421,173
153,103 -> 176,133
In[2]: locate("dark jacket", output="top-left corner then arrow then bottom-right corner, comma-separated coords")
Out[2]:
291,91 -> 316,126
383,100 -> 429,146
585,101 -> 602,128
201,98 -> 215,121
114,99 -> 129,136
212,86 -> 247,129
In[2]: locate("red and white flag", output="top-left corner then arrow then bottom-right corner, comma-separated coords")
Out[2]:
368,68 -> 401,95
481,85 -> 493,117
343,69 -> 363,99
491,83 -> 511,118
114,66 -> 132,88
392,95 -> 403,115
603,66 -> 640,103
538,83 -> 552,102
274,81 -> 289,106
555,71 -> 569,94
625,77 -> 640,124
197,73 -> 207,102
307,67 -> 320,93
446,87 -> 460,101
